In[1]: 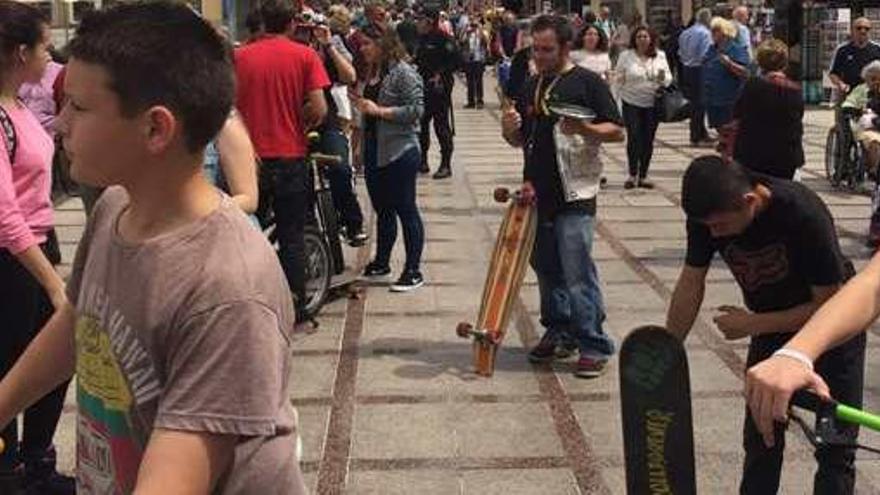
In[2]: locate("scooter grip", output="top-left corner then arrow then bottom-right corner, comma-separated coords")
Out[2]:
791,390 -> 836,412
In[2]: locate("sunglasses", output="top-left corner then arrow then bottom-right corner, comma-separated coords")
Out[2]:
857,26 -> 872,32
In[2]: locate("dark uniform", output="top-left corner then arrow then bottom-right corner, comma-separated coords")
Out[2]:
415,23 -> 460,178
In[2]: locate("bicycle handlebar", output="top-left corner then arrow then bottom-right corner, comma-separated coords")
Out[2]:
791,390 -> 880,433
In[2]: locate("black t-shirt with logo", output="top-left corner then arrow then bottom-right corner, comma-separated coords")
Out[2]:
516,65 -> 621,220
685,176 -> 850,313
830,41 -> 880,89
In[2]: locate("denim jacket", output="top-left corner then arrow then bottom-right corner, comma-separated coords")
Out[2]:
373,61 -> 424,167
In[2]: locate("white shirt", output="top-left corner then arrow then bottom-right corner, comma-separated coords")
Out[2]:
615,49 -> 672,108
571,50 -> 612,79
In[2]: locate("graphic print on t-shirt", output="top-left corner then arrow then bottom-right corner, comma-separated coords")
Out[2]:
75,282 -> 161,494
722,243 -> 790,292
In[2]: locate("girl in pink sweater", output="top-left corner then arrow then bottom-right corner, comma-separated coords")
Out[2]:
0,2 -> 74,493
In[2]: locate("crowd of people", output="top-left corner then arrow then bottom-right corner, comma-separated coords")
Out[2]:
4,0 -> 880,493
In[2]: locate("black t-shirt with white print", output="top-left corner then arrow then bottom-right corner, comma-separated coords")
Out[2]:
685,176 -> 851,314
516,65 -> 621,220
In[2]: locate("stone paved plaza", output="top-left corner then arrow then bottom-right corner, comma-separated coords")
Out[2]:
46,80 -> 880,493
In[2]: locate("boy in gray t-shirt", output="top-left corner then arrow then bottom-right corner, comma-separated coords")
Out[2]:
0,3 -> 306,493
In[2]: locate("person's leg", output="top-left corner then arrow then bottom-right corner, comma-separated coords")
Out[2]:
528,220 -> 572,360
419,96 -> 434,173
270,160 -> 311,321
554,211 -> 614,365
465,62 -> 477,107
475,62 -> 485,105
320,129 -> 365,238
639,106 -> 661,182
812,332 -> 865,494
365,165 -> 397,268
388,148 -> 424,273
433,84 -> 455,177
684,67 -> 708,144
740,334 -> 789,494
622,102 -> 642,183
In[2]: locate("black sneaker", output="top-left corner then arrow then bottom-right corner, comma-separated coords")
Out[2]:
389,270 -> 424,292
528,332 -> 559,363
432,167 -> 452,179
362,262 -> 391,279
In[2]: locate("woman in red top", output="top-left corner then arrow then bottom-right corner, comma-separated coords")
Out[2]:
0,2 -> 73,493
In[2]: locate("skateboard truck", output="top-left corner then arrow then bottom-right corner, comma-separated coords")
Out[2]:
456,322 -> 501,344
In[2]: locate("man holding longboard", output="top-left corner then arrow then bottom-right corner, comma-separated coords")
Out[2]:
500,14 -> 623,378
665,156 -> 866,493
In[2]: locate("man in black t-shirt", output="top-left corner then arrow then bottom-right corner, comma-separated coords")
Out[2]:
501,15 -> 624,379
829,17 -> 880,97
666,156 -> 865,494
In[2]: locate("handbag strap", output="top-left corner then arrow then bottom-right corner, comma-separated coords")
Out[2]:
0,104 -> 16,165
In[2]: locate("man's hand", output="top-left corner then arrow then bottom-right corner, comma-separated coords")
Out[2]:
354,97 -> 380,117
519,181 -> 536,205
314,25 -> 332,46
836,81 -> 850,95
501,107 -> 522,137
559,117 -> 581,136
745,355 -> 830,448
712,305 -> 755,340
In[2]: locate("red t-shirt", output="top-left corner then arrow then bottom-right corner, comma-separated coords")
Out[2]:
235,37 -> 330,159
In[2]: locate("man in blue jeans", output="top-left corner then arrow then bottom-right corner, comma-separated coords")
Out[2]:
501,15 -> 624,378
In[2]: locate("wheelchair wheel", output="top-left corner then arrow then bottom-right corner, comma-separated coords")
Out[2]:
301,226 -> 332,320
845,139 -> 866,192
825,127 -> 842,188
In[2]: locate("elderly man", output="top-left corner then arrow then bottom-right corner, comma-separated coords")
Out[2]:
732,5 -> 753,59
830,17 -> 880,97
679,8 -> 713,147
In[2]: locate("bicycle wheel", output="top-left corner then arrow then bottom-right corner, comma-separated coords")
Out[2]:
316,189 -> 345,276
825,127 -> 842,188
301,227 -> 332,320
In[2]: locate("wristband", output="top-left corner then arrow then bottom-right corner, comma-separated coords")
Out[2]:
772,348 -> 814,371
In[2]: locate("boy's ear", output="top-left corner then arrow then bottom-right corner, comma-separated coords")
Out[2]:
143,106 -> 179,155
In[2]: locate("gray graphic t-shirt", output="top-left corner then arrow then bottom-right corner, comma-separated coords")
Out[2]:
67,186 -> 305,494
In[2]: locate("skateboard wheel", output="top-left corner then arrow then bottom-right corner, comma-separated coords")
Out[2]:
456,322 -> 473,338
493,187 -> 510,203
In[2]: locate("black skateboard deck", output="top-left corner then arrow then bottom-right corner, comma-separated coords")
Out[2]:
619,325 -> 696,495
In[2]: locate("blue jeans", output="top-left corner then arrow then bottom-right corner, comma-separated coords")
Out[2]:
530,210 -> 614,359
365,146 -> 425,272
320,128 -> 364,233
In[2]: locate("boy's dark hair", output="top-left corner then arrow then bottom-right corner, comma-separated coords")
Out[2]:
530,14 -> 574,47
69,1 -> 234,154
0,0 -> 49,80
681,156 -> 757,219
260,0 -> 295,34
245,8 -> 264,36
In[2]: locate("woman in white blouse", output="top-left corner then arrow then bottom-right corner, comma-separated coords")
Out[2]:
571,24 -> 612,80
615,26 -> 671,189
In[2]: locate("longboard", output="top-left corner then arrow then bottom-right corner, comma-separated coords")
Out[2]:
456,187 -> 537,376
619,325 -> 696,495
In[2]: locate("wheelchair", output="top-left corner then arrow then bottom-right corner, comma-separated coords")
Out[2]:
825,105 -> 871,192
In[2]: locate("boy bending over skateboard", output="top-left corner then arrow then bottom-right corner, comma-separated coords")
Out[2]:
500,15 -> 624,378
0,3 -> 305,493
666,156 -> 865,494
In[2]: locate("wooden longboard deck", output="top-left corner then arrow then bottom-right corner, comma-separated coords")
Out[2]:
468,197 -> 537,376
619,326 -> 696,495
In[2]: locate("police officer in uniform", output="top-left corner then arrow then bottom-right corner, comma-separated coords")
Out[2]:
416,8 -> 460,179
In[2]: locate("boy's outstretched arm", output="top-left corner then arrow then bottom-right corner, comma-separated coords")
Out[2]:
0,304 -> 77,429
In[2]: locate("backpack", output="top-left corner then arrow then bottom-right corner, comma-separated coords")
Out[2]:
0,105 -> 16,164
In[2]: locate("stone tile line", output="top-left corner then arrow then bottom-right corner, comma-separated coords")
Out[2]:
315,219 -> 372,495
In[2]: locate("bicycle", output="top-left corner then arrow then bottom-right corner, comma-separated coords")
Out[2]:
790,389 -> 880,455
263,132 -> 356,321
825,100 -> 870,192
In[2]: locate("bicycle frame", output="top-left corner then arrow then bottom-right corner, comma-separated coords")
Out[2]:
791,390 -> 880,453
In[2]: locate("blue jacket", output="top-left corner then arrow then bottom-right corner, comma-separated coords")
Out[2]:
702,41 -> 750,107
